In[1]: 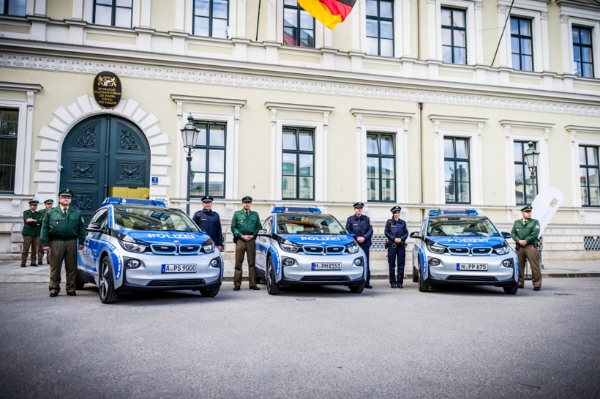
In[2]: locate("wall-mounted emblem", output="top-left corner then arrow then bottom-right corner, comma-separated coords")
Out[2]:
93,71 -> 122,109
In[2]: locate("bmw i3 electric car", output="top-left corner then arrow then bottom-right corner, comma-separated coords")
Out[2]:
255,207 -> 367,295
409,209 -> 519,294
77,198 -> 224,303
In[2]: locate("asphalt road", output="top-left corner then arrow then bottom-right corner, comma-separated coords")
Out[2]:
1,279 -> 599,399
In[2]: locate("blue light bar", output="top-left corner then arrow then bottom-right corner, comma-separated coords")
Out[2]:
428,210 -> 440,216
429,209 -> 479,216
102,197 -> 166,207
272,206 -> 321,214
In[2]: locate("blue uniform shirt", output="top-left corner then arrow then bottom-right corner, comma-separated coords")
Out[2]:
345,214 -> 373,247
192,209 -> 223,247
384,218 -> 408,243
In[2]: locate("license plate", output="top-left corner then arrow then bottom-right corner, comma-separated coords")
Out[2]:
311,262 -> 342,271
457,263 -> 488,271
161,264 -> 197,273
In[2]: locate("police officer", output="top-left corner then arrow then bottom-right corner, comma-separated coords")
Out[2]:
37,199 -> 54,265
384,206 -> 408,288
41,189 -> 86,297
511,205 -> 542,291
21,200 -> 41,267
346,202 -> 373,289
192,195 -> 223,251
230,196 -> 262,291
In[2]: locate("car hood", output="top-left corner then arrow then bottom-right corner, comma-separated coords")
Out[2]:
278,234 -> 355,246
428,236 -> 505,247
115,229 -> 212,245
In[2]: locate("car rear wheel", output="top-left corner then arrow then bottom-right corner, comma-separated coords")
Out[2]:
199,287 -> 220,297
412,265 -> 419,282
349,283 -> 365,293
99,257 -> 118,304
418,264 -> 429,293
503,284 -> 518,295
266,257 -> 279,295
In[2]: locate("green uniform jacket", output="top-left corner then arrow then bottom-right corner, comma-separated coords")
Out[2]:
511,218 -> 540,245
230,209 -> 262,238
22,209 -> 40,237
35,209 -> 47,236
41,206 -> 87,247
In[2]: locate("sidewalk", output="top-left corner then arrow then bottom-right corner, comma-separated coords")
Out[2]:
1,259 -> 599,283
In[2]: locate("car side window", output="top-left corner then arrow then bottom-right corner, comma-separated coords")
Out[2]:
263,217 -> 272,233
90,208 -> 108,230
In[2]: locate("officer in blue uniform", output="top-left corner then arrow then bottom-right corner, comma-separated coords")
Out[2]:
384,206 -> 408,288
192,196 -> 223,251
346,202 -> 373,289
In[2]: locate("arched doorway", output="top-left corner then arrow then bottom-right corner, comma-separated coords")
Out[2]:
60,115 -> 150,221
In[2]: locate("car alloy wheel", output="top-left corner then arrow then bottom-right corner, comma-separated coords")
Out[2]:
99,257 -> 118,304
266,257 -> 279,295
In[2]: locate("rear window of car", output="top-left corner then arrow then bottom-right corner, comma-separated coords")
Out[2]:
427,217 -> 500,237
276,214 -> 346,235
113,207 -> 199,232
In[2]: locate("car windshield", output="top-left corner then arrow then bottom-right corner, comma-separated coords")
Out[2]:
113,207 -> 199,232
427,217 -> 500,237
276,214 -> 347,235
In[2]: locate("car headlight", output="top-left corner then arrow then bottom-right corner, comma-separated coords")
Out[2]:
428,258 -> 441,266
494,244 -> 510,255
502,259 -> 514,268
353,257 -> 364,266
209,258 -> 220,268
282,257 -> 295,266
201,239 -> 215,253
346,242 -> 359,254
118,235 -> 147,253
279,239 -> 301,253
426,242 -> 447,254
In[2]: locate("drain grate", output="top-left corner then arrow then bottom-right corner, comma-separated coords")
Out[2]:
296,298 -> 316,301
584,236 -> 600,250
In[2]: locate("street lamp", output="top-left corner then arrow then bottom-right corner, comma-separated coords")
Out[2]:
180,113 -> 199,215
524,141 -> 540,199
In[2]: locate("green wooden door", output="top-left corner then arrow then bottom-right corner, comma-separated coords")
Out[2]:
60,115 -> 150,222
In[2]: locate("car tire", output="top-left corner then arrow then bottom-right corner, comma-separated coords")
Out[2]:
199,287 -> 220,297
266,257 -> 280,295
503,284 -> 518,295
76,276 -> 85,290
418,264 -> 429,293
349,283 -> 365,294
99,257 -> 118,304
412,266 -> 419,282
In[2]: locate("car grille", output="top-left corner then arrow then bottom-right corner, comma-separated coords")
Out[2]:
326,246 -> 345,254
471,247 -> 492,255
147,279 -> 205,286
447,247 -> 493,255
150,244 -> 201,255
179,245 -> 201,255
300,276 -> 349,282
301,245 -> 346,255
448,247 -> 470,255
447,276 -> 497,282
303,246 -> 324,254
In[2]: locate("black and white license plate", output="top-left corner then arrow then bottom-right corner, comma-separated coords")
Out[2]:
311,262 -> 342,271
161,264 -> 197,273
456,263 -> 488,271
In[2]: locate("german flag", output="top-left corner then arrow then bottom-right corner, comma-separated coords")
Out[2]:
297,0 -> 356,30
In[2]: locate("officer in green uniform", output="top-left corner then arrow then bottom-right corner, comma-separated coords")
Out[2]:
230,196 -> 262,291
511,205 -> 542,291
41,189 -> 86,297
37,199 -> 54,265
21,200 -> 40,267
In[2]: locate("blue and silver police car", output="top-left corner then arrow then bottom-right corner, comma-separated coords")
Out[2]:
77,198 -> 224,303
409,209 -> 519,294
255,207 -> 367,295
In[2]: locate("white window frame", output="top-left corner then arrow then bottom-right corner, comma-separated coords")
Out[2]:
185,0 -> 237,38
275,0 -> 323,49
430,115 -> 487,205
0,99 -> 29,195
435,0 -> 477,65
566,125 -> 600,209
566,17 -> 600,78
82,0 -> 141,28
357,0 -> 411,58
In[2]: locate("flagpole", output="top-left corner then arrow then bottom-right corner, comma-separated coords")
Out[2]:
256,0 -> 262,41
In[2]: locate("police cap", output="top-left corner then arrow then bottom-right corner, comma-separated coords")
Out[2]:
241,196 -> 252,203
520,205 -> 532,212
58,188 -> 73,197
353,202 -> 364,209
390,205 -> 402,213
44,199 -> 54,204
28,200 -> 39,205
201,195 -> 214,202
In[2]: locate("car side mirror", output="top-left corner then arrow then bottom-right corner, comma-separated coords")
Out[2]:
257,229 -> 270,237
409,231 -> 422,240
501,232 -> 512,239
86,222 -> 101,232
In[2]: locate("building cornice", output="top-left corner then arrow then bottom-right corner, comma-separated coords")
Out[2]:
265,102 -> 334,114
350,109 -> 414,119
565,125 -> 600,133
0,81 -> 42,92
170,94 -> 246,107
499,120 -> 555,129
428,115 -> 489,124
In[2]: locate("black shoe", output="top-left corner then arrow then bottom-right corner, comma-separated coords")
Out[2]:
49,292 -> 58,297
21,263 -> 26,267
66,291 -> 76,296
46,260 -> 51,265
249,286 -> 260,290
233,286 -> 240,291
365,284 -> 373,289
30,263 -> 37,267
533,287 -> 541,291
397,284 -> 403,289
390,283 -> 397,288
518,285 -> 524,289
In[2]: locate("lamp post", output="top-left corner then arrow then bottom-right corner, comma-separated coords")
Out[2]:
523,141 -> 540,200
180,113 -> 199,215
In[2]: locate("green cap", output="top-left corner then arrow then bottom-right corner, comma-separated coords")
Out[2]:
44,199 -> 54,204
58,188 -> 73,197
241,196 -> 252,203
28,200 -> 39,205
520,205 -> 532,212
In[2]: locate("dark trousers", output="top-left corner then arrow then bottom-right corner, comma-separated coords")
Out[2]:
21,235 -> 37,264
517,244 -> 542,288
387,245 -> 405,285
234,238 -> 256,287
36,237 -> 45,263
360,245 -> 370,284
49,240 -> 78,293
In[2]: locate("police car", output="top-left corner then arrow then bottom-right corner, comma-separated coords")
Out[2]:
255,207 -> 367,295
409,209 -> 519,294
77,198 -> 224,303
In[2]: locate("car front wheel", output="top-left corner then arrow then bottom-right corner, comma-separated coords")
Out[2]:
266,257 -> 280,295
503,284 -> 518,295
349,283 -> 365,293
412,265 -> 419,282
200,287 -> 220,297
99,257 -> 118,304
418,264 -> 429,293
